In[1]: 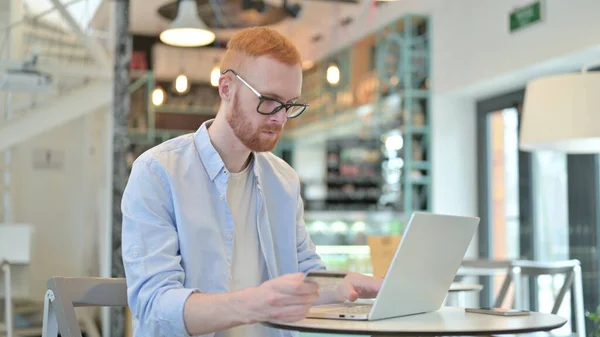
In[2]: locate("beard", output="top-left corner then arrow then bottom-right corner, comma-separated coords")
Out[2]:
227,93 -> 283,152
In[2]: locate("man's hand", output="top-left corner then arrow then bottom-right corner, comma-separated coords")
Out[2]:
244,273 -> 320,323
333,272 -> 383,303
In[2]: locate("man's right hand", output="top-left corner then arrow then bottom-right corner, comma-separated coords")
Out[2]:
243,272 -> 320,323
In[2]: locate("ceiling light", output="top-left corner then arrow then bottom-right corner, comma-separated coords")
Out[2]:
152,87 -> 165,106
327,62 -> 340,86
175,74 -> 189,93
159,0 -> 215,47
520,69 -> 600,154
210,65 -> 220,87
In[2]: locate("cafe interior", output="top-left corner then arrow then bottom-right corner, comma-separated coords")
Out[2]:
1,0 -> 600,336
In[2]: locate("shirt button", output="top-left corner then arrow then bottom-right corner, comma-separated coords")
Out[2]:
227,235 -> 233,240
220,195 -> 224,200
224,170 -> 228,174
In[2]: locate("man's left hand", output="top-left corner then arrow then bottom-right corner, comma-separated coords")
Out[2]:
335,272 -> 383,302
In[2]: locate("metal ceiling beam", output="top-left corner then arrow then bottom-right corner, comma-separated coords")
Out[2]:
47,0 -> 111,70
0,81 -> 111,152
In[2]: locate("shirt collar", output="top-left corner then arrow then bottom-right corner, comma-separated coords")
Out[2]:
194,119 -> 261,182
194,120 -> 225,181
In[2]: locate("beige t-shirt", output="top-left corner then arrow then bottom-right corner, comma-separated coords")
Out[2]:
219,160 -> 272,337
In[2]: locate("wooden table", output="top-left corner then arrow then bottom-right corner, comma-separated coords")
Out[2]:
264,306 -> 567,336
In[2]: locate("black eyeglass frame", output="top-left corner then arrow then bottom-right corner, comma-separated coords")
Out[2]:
221,69 -> 309,119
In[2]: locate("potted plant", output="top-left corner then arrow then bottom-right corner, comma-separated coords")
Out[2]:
586,307 -> 600,337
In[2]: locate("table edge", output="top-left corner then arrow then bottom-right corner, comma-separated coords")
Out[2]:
262,320 -> 567,336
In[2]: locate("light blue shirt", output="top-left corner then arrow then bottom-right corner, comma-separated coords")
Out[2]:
121,120 -> 325,337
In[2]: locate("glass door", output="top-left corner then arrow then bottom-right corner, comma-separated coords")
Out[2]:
477,90 -> 571,334
487,107 -> 521,263
477,91 -> 530,308
532,150 -> 570,335
482,106 -> 522,308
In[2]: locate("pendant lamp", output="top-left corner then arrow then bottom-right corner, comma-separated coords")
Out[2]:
327,62 -> 340,86
160,0 -> 216,47
520,64 -> 600,154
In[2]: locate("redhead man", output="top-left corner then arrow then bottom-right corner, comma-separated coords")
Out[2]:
121,27 -> 382,337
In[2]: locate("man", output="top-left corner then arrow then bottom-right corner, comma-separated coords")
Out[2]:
121,27 -> 382,337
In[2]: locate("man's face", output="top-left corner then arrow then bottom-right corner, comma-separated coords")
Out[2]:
226,56 -> 302,152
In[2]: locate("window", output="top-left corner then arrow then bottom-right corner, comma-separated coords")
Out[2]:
477,90 -> 572,334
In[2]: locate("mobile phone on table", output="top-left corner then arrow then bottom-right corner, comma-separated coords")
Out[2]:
304,271 -> 347,291
465,307 -> 530,316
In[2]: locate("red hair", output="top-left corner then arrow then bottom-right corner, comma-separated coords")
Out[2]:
221,27 -> 302,68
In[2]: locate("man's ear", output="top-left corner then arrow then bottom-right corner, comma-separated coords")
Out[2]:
219,74 -> 234,102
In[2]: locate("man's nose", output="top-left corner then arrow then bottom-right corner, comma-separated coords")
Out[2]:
269,107 -> 288,125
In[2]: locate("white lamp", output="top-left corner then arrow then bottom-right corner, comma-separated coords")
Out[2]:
327,62 -> 340,86
175,74 -> 189,93
520,67 -> 600,154
159,0 -> 216,47
152,87 -> 165,106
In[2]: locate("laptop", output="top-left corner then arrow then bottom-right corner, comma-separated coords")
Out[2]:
307,212 -> 480,321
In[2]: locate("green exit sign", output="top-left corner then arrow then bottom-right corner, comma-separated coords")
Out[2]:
509,1 -> 543,33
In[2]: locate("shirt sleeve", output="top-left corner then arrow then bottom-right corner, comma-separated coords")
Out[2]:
121,157 -> 198,337
295,192 -> 326,273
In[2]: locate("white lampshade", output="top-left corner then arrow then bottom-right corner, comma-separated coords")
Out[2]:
520,72 -> 600,154
159,0 -> 215,47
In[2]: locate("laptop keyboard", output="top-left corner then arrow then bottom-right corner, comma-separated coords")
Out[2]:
318,303 -> 373,314
341,305 -> 373,313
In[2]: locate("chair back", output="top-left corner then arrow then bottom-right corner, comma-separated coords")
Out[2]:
42,277 -> 127,337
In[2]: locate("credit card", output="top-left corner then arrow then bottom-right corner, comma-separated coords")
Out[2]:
305,271 -> 347,292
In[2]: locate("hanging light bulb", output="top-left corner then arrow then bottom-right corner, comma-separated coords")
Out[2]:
160,0 -> 216,47
210,65 -> 220,87
175,74 -> 189,93
152,87 -> 165,106
327,62 -> 340,85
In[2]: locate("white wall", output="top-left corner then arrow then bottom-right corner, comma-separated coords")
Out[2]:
430,94 -> 478,259
432,0 -> 600,95
8,109 -> 108,298
427,0 -> 600,222
293,141 -> 327,202
430,94 -> 477,216
311,0 -> 600,95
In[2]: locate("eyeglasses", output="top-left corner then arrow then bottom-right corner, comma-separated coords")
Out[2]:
221,69 -> 308,119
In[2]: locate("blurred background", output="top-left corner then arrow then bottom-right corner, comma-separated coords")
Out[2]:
1,0 -> 600,336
